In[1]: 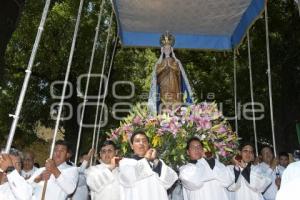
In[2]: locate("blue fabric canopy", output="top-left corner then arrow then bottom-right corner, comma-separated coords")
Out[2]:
112,0 -> 265,50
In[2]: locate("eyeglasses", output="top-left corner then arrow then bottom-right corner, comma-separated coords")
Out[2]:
189,145 -> 203,151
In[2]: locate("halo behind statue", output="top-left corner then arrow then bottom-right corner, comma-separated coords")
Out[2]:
160,31 -> 175,47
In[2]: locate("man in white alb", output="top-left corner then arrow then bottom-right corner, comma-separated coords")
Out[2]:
85,140 -> 121,200
257,146 -> 279,200
21,150 -> 38,179
119,130 -> 178,200
28,140 -> 79,200
179,137 -> 232,200
0,148 -> 32,200
227,143 -> 271,200
276,150 -> 300,200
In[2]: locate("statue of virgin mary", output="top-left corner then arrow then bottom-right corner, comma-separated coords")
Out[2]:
148,32 -> 193,114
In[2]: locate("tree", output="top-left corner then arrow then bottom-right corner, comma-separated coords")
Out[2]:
1,0 -> 299,158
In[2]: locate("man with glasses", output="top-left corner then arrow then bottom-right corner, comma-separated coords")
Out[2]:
85,140 -> 121,200
0,148 -> 32,200
179,137 -> 232,200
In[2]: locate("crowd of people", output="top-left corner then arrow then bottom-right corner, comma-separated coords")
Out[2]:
0,130 -> 299,200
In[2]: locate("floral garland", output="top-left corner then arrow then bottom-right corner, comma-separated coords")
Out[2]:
108,102 -> 239,167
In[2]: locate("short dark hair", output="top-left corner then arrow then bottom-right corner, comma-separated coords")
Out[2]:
55,140 -> 71,152
239,142 -> 256,155
239,142 -> 254,151
186,137 -> 203,150
100,140 -> 117,150
260,145 -> 274,155
130,129 -> 149,144
279,151 -> 289,158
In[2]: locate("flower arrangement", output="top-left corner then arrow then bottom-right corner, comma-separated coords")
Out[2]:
108,102 -> 239,167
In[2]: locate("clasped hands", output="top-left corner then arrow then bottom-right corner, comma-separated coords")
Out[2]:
34,159 -> 61,183
144,148 -> 159,167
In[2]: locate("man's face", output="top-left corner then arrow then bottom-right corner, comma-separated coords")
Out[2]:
23,152 -> 34,171
241,145 -> 254,163
279,155 -> 289,168
187,140 -> 203,160
53,145 -> 68,166
261,147 -> 274,163
100,145 -> 116,165
131,134 -> 150,157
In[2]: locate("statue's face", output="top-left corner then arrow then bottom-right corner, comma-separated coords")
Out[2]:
163,44 -> 171,57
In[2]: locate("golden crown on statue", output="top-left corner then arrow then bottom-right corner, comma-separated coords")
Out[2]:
160,31 -> 175,47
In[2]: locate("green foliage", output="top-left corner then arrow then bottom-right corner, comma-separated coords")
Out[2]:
108,103 -> 239,167
0,0 -> 299,156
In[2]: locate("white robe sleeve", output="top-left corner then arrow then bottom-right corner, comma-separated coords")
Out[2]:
227,165 -> 242,192
55,167 -> 79,195
213,160 -> 233,188
135,158 -> 156,180
179,163 -> 214,191
119,158 -> 154,188
248,166 -> 272,193
6,170 -> 33,200
280,162 -> 297,187
85,165 -> 116,193
158,160 -> 178,190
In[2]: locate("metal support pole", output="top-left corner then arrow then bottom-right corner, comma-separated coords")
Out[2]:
5,0 -> 52,153
265,2 -> 277,157
74,0 -> 105,165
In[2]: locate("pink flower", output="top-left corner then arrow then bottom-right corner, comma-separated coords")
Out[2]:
123,124 -> 133,134
218,126 -> 227,133
219,148 -> 227,157
133,116 -> 143,125
157,129 -> 164,136
169,123 -> 179,136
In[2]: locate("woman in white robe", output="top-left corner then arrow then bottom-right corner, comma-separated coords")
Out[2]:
227,143 -> 271,200
119,130 -> 178,200
179,137 -> 232,200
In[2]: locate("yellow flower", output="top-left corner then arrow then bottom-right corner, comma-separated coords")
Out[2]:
122,133 -> 129,143
211,124 -> 221,132
152,135 -> 161,148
